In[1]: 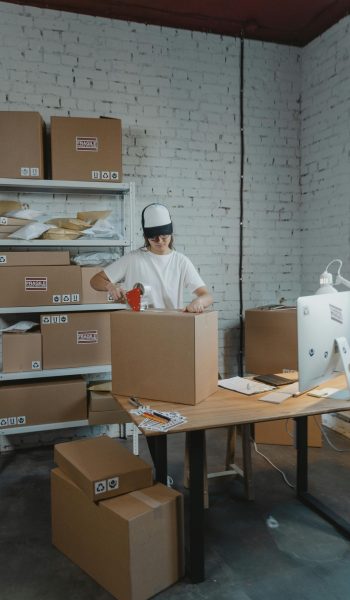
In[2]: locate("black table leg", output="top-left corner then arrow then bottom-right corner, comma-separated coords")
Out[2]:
146,435 -> 167,485
187,429 -> 205,583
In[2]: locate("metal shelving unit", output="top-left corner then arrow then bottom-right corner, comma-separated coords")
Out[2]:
0,178 -> 135,443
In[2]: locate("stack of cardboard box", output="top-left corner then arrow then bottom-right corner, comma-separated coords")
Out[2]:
52,436 -> 184,600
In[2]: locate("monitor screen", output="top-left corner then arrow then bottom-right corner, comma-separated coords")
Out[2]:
297,291 -> 350,400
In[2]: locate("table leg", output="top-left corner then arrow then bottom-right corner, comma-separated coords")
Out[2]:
187,429 -> 205,583
146,435 -> 167,485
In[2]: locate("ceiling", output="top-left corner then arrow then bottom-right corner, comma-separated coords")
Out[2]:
3,0 -> 350,46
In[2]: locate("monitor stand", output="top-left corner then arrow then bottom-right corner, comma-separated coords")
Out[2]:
331,336 -> 350,400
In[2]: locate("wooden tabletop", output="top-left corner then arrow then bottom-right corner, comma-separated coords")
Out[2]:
114,374 -> 350,436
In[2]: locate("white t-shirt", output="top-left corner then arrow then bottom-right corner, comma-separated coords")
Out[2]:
104,248 -> 206,309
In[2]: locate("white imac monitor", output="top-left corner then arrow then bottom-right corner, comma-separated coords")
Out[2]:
297,291 -> 350,400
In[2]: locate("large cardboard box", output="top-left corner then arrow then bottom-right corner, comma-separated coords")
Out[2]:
0,265 -> 81,307
52,469 -> 184,600
81,266 -> 114,304
41,311 -> 111,369
0,251 -> 70,267
51,116 -> 122,182
255,416 -> 322,447
0,378 -> 86,428
2,332 -> 42,373
0,111 -> 45,179
245,306 -> 297,373
111,310 -> 218,405
54,436 -> 153,501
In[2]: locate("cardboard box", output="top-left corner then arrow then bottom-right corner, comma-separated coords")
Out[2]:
255,415 -> 322,447
88,391 -> 130,425
41,311 -> 111,369
0,251 -> 70,267
54,436 -> 153,501
2,332 -> 42,373
245,306 -> 297,373
89,390 -> 120,411
0,265 -> 81,307
0,378 -> 87,428
111,310 -> 218,405
51,116 -> 122,182
0,111 -> 45,179
52,469 -> 184,600
81,266 -> 114,304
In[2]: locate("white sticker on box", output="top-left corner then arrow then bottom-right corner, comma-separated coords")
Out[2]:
32,361 -> 41,370
59,315 -> 68,324
92,170 -> 100,179
107,293 -> 114,302
41,316 -> 51,325
21,167 -> 30,176
51,315 -> 60,324
94,480 -> 107,495
0,418 -> 9,427
62,294 -> 71,303
0,255 -> 7,264
52,295 -> 61,303
101,171 -> 110,180
30,167 -> 39,176
0,217 -> 8,224
25,277 -> 47,291
77,330 -> 98,344
110,171 -> 119,180
76,136 -> 98,151
8,417 -> 17,426
71,293 -> 80,303
107,477 -> 119,491
17,416 -> 26,425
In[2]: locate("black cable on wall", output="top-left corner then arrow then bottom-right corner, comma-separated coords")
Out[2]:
238,31 -> 245,377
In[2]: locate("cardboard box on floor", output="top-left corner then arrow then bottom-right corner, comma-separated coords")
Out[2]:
111,310 -> 218,405
0,378 -> 86,428
0,111 -> 45,179
41,311 -> 111,369
0,265 -> 81,307
0,251 -> 70,267
81,266 -> 114,304
52,469 -> 184,600
2,332 -> 42,373
254,416 -> 322,447
54,436 -> 153,501
50,116 -> 122,182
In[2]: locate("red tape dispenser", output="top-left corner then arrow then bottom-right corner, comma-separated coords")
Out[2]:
125,283 -> 145,311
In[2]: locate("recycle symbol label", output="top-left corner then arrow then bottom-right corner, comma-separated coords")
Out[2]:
94,480 -> 107,495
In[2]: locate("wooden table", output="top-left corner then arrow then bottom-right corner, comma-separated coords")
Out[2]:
115,375 -> 350,583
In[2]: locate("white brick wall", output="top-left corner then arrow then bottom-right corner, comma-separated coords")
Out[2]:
0,1 -> 302,380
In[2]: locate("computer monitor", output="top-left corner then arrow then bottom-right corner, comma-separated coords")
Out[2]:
297,291 -> 350,400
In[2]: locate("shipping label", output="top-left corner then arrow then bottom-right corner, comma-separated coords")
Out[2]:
77,330 -> 98,344
25,277 -> 47,291
76,136 -> 98,151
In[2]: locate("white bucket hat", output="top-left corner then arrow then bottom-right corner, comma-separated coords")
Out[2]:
142,203 -> 173,238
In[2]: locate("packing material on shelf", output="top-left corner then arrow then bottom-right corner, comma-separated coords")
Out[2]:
111,310 -> 218,405
54,436 -> 153,501
88,390 -> 130,425
81,266 -> 114,304
2,331 -> 42,373
52,470 -> 184,600
41,311 -> 111,369
0,111 -> 45,179
0,265 -> 81,307
0,251 -> 70,267
245,306 -> 297,373
0,377 -> 87,428
50,116 -> 122,182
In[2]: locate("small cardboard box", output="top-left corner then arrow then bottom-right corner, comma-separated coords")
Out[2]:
0,378 -> 87,428
54,436 -> 153,501
51,116 -> 122,182
245,306 -> 297,373
88,391 -> 130,425
0,251 -> 70,267
2,331 -> 42,373
52,469 -> 184,600
111,310 -> 218,405
41,311 -> 111,369
0,111 -> 45,179
89,390 -> 120,411
81,266 -> 114,304
0,265 -> 81,307
255,415 -> 322,447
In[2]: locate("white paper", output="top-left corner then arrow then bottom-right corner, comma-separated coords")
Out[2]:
218,376 -> 274,395
259,390 -> 294,404
1,321 -> 39,333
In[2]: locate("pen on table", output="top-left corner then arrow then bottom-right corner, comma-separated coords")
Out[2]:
128,397 -> 171,423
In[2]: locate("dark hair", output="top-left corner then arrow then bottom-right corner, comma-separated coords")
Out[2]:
143,234 -> 174,250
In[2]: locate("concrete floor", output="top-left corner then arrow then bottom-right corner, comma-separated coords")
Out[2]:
1,425 -> 350,600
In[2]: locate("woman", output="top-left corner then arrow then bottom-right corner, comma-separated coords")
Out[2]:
90,203 -> 213,313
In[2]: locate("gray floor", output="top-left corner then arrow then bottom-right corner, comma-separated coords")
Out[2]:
1,425 -> 350,600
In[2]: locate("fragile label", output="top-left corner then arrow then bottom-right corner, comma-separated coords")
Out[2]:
77,330 -> 98,344
25,277 -> 47,291
76,136 -> 98,151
